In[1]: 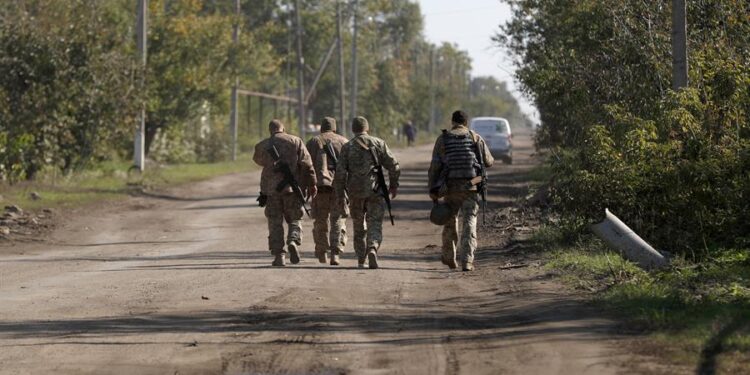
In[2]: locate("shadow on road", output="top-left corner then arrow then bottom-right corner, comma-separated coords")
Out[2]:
0,293 -> 615,349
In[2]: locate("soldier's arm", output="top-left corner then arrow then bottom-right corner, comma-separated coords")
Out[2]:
380,142 -> 401,188
427,136 -> 444,190
297,140 -> 317,187
479,137 -> 495,168
334,144 -> 349,196
253,140 -> 268,166
305,138 -> 319,166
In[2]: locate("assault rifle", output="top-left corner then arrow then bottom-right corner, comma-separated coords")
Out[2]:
268,143 -> 311,217
475,140 -> 488,224
368,147 -> 395,226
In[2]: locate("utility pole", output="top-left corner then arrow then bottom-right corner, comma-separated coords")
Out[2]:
428,47 -> 436,134
336,1 -> 347,136
294,0 -> 306,138
285,16 -> 292,129
350,0 -> 359,124
671,0 -> 688,90
133,0 -> 147,172
230,0 -> 240,161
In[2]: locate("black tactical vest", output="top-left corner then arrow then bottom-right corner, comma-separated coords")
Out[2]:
443,131 -> 478,179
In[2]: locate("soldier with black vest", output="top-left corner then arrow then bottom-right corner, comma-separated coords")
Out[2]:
428,110 -> 494,271
306,117 -> 349,265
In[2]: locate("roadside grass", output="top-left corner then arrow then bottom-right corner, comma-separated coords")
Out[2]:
525,161 -> 553,184
1,155 -> 255,211
533,226 -> 750,373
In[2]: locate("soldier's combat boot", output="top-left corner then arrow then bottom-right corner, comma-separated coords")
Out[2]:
367,249 -> 379,270
330,252 -> 340,266
288,243 -> 301,264
441,255 -> 457,269
317,252 -> 328,264
272,253 -> 286,267
462,261 -> 474,272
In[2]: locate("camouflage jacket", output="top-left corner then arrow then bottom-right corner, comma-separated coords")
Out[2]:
306,130 -> 349,188
428,124 -> 494,194
334,133 -> 400,199
253,131 -> 316,195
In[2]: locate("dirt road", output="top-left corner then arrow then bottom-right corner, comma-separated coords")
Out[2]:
0,131 -> 650,374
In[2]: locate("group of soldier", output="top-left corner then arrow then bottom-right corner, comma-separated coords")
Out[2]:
253,110 -> 493,272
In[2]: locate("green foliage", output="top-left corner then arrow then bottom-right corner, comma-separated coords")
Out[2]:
1,0 -> 529,182
194,130 -> 230,163
501,0 -> 750,256
142,0 -> 279,156
466,77 -> 528,127
0,1 -> 138,182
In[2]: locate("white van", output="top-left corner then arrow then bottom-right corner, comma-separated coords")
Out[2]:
470,117 -> 513,164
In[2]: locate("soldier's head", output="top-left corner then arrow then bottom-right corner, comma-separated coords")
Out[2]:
320,117 -> 337,133
268,119 -> 285,134
451,110 -> 468,126
352,116 -> 369,134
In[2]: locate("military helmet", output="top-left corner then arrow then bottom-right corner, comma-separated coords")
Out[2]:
430,202 -> 452,226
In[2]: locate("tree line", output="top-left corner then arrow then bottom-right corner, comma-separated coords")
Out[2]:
500,0 -> 749,257
0,0 -> 529,182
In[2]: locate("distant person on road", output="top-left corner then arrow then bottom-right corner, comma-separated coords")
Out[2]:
254,119 -> 317,267
305,117 -> 349,266
403,121 -> 416,147
334,116 -> 400,269
428,110 -> 494,271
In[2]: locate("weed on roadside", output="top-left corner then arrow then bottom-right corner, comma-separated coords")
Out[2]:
532,226 -> 750,373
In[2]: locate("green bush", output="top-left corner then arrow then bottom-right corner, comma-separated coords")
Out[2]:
502,0 -> 750,257
0,4 -> 137,181
195,131 -> 230,163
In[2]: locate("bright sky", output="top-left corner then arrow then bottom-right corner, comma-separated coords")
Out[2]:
416,0 -> 539,123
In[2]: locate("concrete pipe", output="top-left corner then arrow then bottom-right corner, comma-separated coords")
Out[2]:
590,209 -> 668,270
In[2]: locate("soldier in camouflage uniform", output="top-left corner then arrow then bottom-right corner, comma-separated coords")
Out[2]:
306,117 -> 349,266
428,110 -> 494,271
334,116 -> 400,269
254,119 -> 317,267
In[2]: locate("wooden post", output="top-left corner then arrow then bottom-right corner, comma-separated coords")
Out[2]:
336,1 -> 347,136
671,0 -> 688,90
294,0 -> 306,137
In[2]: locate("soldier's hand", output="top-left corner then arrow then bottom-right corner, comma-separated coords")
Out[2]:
389,186 -> 398,199
308,185 -> 318,199
429,193 -> 439,203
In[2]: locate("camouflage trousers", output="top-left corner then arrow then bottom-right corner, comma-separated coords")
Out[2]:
311,187 -> 347,257
442,191 -> 479,264
349,195 -> 385,261
264,192 -> 304,255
